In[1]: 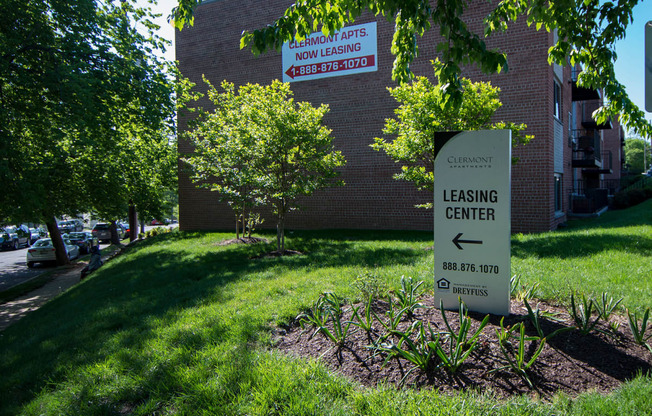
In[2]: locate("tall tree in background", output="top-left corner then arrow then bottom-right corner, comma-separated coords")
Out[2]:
625,137 -> 652,174
0,0 -> 178,264
184,80 -> 346,252
172,0 -> 652,138
372,60 -> 531,208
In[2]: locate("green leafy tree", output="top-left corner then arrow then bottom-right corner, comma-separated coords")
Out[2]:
0,0 -> 178,263
171,0 -> 652,138
185,80 -> 346,252
371,60 -> 531,208
184,79 -> 265,239
624,137 -> 651,174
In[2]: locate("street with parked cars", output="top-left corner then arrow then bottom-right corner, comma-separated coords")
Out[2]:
0,222 -> 177,291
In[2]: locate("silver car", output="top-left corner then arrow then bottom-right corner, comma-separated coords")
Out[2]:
26,238 -> 80,268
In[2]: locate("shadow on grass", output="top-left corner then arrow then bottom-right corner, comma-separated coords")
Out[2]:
0,230 -> 431,414
511,232 -> 652,260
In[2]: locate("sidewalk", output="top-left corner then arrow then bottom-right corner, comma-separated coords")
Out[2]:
0,264 -> 85,331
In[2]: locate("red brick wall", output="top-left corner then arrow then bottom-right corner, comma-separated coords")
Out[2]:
176,0 -> 560,233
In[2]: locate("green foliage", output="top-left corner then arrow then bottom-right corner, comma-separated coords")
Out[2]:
523,299 -> 571,340
434,299 -> 489,373
568,292 -> 601,335
624,137 -> 651,174
374,296 -> 409,334
351,270 -> 388,301
184,80 -> 346,251
613,187 -> 652,209
593,292 -> 623,322
350,294 -> 375,335
371,61 -> 531,203
493,319 -> 546,388
511,274 -> 540,302
394,276 -> 425,318
0,0 -> 179,262
375,321 -> 440,385
298,292 -> 353,347
626,307 -> 652,353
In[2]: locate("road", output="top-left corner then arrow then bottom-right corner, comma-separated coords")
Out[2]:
0,224 -> 177,292
0,242 -> 114,292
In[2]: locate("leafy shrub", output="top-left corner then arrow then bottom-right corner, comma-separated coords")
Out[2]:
613,188 -> 649,209
352,271 -> 387,301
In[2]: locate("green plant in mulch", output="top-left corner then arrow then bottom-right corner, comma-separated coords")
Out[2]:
375,320 -> 441,386
567,291 -> 602,335
298,292 -> 353,347
523,298 -> 572,340
350,294 -> 375,337
627,307 -> 652,353
492,318 -> 546,388
394,276 -> 425,318
434,299 -> 489,374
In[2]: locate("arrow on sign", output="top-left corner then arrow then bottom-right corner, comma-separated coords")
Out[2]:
452,233 -> 483,250
285,55 -> 375,79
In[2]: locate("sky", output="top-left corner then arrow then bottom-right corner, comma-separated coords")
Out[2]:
146,0 -> 651,133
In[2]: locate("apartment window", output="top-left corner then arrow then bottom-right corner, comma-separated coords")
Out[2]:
554,174 -> 563,212
553,81 -> 562,120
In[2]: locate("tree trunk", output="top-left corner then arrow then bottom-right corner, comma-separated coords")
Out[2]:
109,220 -> 122,246
129,201 -> 137,242
235,214 -> 240,239
46,218 -> 70,266
241,202 -> 247,239
276,202 -> 286,252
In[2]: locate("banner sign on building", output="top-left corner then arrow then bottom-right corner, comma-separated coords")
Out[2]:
282,22 -> 377,83
433,130 -> 511,316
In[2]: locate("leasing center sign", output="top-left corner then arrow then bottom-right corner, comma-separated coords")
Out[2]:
434,130 -> 511,316
282,22 -> 377,82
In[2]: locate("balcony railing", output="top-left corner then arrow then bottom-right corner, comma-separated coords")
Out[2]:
572,178 -> 621,196
571,129 -> 602,168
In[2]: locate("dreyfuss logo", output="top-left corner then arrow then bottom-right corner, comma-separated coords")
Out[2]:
447,155 -> 494,169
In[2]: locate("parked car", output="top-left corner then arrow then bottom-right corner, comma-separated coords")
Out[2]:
67,231 -> 97,254
28,227 -> 47,245
58,219 -> 84,233
118,222 -> 130,239
92,222 -> 124,243
26,238 -> 80,267
0,225 -> 31,250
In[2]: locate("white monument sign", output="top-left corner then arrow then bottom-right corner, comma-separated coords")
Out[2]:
282,22 -> 377,83
434,130 -> 511,315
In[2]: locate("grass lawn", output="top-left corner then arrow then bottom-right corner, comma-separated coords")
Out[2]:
0,201 -> 651,415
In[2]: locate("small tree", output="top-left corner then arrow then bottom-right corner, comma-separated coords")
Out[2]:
185,80 -> 346,251
371,60 -> 532,208
185,79 -> 265,239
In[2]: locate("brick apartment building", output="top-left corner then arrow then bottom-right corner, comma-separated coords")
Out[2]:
176,0 -> 624,234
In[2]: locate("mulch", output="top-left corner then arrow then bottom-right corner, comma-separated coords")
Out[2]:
272,297 -> 652,400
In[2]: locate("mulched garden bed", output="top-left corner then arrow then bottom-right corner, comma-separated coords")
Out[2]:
273,296 -> 652,399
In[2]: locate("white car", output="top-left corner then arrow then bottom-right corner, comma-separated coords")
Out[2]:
26,238 -> 80,268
